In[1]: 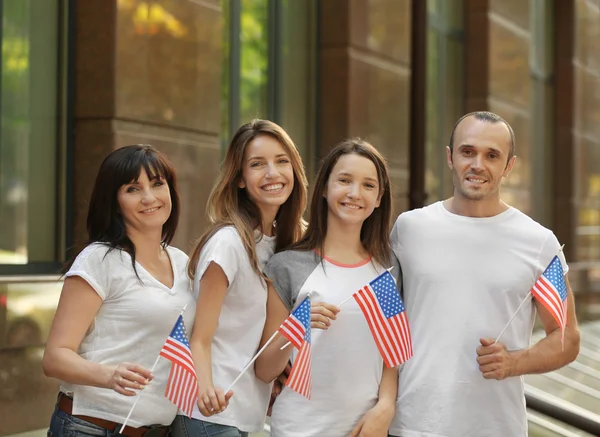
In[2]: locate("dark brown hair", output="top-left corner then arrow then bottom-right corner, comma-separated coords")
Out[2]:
188,119 -> 308,279
292,138 -> 393,267
64,144 -> 180,274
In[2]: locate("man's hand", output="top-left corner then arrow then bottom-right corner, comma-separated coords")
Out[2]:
347,402 -> 394,437
476,337 -> 516,380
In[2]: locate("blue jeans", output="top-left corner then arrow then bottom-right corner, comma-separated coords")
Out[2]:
48,407 -> 111,437
170,415 -> 248,437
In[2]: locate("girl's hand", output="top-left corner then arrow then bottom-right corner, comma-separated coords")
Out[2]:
311,301 -> 340,330
109,363 -> 153,396
347,401 -> 395,437
197,386 -> 233,416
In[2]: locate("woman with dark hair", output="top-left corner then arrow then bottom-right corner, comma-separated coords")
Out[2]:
43,144 -> 194,437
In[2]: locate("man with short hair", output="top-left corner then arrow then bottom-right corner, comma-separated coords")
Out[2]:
389,111 -> 580,437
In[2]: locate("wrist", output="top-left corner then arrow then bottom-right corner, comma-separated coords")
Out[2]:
508,349 -> 525,377
375,397 -> 396,416
101,364 -> 116,389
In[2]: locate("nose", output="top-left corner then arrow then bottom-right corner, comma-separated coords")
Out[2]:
141,188 -> 157,204
470,155 -> 485,172
347,182 -> 361,199
265,162 -> 280,179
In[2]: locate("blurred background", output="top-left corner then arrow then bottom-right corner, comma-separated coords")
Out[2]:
1,0 -> 599,436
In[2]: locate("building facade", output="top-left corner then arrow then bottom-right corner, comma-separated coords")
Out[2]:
1,0 -> 599,435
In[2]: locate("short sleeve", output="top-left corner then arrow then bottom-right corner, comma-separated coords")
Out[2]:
64,243 -> 113,300
264,250 -> 319,311
195,227 -> 243,288
540,231 -> 569,275
390,251 -> 404,298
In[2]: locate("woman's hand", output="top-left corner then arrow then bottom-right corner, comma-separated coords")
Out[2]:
108,362 -> 153,396
311,301 -> 340,330
197,386 -> 233,417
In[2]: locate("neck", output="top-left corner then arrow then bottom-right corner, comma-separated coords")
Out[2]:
322,216 -> 367,263
445,193 -> 509,218
260,206 -> 279,237
126,227 -> 164,259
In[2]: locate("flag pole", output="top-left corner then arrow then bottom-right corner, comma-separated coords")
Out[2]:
280,267 -> 395,350
225,330 -> 280,393
494,245 -> 565,344
120,304 -> 188,433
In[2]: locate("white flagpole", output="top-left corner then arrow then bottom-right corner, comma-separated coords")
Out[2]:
120,304 -> 189,433
280,267 -> 395,350
226,330 -> 280,392
494,245 -> 565,344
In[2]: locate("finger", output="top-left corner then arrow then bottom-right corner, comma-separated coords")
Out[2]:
114,383 -> 137,396
476,346 -> 496,357
311,313 -> 332,326
199,394 -> 214,416
312,306 -> 338,320
479,337 -> 495,347
207,390 -> 221,412
319,302 -> 341,314
122,371 -> 149,387
215,388 -> 228,411
482,371 -> 500,380
311,321 -> 330,330
284,363 -> 292,375
125,363 -> 153,381
476,355 -> 497,366
479,363 -> 500,374
277,373 -> 288,385
225,390 -> 234,402
347,423 -> 362,437
198,402 -> 213,417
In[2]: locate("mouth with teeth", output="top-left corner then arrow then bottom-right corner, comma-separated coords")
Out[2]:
341,202 -> 362,210
140,207 -> 160,214
261,183 -> 285,194
465,175 -> 487,185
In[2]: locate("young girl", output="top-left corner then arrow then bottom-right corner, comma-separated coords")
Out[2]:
171,120 -> 308,437
44,145 -> 194,437
255,138 -> 400,437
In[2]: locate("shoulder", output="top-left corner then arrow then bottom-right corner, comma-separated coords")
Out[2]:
266,249 -> 319,273
393,202 -> 439,228
206,226 -> 245,249
165,245 -> 189,266
71,243 -> 122,268
506,208 -> 553,238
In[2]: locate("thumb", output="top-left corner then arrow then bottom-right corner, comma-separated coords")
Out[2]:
480,337 -> 495,346
347,417 -> 365,437
225,390 -> 234,401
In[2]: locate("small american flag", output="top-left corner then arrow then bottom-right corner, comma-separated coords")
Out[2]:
159,315 -> 198,417
531,256 -> 568,348
354,270 -> 413,368
278,296 -> 312,399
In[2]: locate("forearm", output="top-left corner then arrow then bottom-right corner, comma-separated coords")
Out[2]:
255,334 -> 293,383
376,365 -> 398,409
511,326 -> 580,376
191,341 -> 214,389
43,347 -> 113,388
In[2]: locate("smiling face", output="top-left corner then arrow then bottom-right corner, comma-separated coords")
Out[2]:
324,153 -> 381,228
239,134 -> 295,220
117,168 -> 172,235
447,116 -> 516,203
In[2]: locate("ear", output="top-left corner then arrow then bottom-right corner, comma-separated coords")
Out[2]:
446,146 -> 453,169
375,194 -> 382,208
238,179 -> 246,189
503,155 -> 517,177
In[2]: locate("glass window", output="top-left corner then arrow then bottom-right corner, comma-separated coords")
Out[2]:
488,0 -> 533,216
574,0 -> 600,263
425,0 -> 464,204
0,0 -> 62,266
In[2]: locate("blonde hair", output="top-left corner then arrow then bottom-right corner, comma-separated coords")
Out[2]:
188,119 -> 308,279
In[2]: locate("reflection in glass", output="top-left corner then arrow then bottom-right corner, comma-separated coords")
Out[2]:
0,279 -> 62,434
0,0 -> 60,265
239,0 -> 268,123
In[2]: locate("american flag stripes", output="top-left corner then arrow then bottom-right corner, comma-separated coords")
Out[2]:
531,255 -> 568,347
278,296 -> 312,399
159,315 -> 198,416
354,270 -> 413,368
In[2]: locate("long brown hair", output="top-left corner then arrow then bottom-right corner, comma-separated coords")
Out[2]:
65,144 -> 180,275
292,138 -> 392,267
188,119 -> 308,279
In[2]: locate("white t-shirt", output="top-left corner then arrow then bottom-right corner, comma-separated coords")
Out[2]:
389,201 -> 568,437
264,250 -> 400,437
62,243 -> 195,428
190,226 -> 274,432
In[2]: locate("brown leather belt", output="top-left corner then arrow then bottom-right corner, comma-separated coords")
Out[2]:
57,393 -> 168,437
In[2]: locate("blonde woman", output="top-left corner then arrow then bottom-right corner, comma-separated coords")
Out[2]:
171,120 -> 308,437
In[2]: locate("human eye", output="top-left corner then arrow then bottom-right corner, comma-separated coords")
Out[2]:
488,153 -> 499,159
126,185 -> 138,193
277,157 -> 290,164
250,161 -> 263,168
153,180 -> 165,187
462,149 -> 474,156
338,178 -> 350,184
364,182 -> 376,189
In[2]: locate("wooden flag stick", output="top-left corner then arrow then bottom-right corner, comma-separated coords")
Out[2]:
120,304 -> 189,432
226,330 -> 279,393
